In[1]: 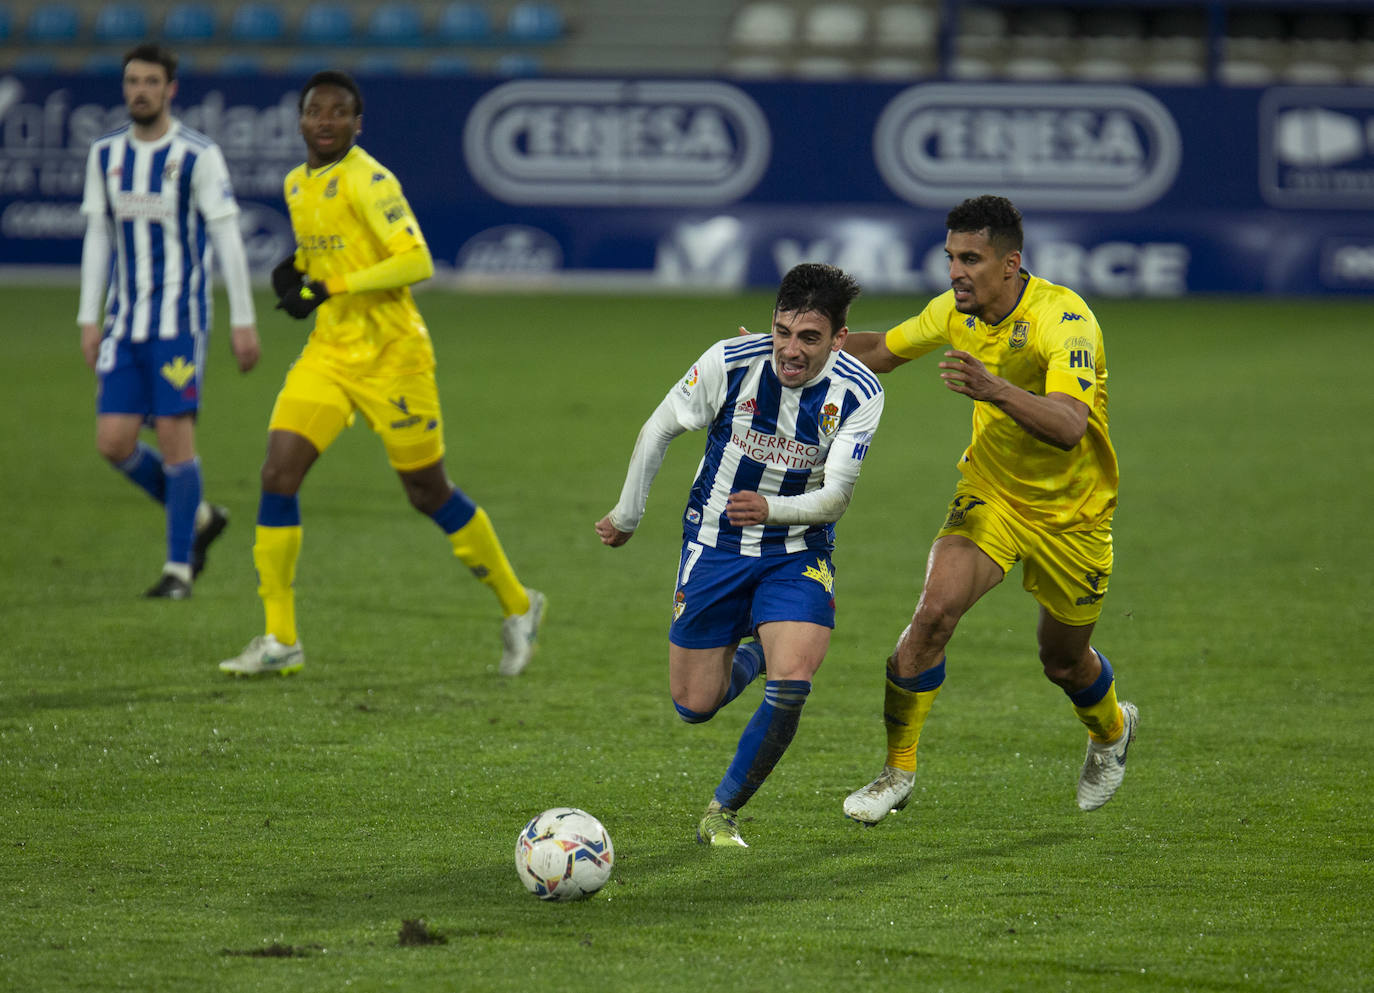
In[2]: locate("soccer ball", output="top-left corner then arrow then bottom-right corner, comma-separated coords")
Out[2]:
515,807 -> 614,901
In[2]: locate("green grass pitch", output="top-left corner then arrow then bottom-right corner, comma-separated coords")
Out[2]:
1,286 -> 1370,992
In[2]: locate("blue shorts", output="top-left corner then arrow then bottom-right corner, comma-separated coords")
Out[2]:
668,540 -> 837,649
96,333 -> 203,419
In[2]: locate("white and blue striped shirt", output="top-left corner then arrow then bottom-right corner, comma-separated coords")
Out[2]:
609,333 -> 884,556
79,120 -> 239,344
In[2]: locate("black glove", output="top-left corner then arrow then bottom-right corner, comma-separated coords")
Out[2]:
271,255 -> 303,299
275,278 -> 330,319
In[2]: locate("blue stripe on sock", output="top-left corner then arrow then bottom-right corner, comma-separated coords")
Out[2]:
257,492 -> 300,528
674,701 -> 714,724
891,658 -> 945,693
713,679 -> 812,810
1068,650 -> 1114,706
430,488 -> 477,534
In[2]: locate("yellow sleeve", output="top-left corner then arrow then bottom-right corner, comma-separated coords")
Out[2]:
323,168 -> 433,296
884,291 -> 955,361
328,243 -> 434,296
1041,298 -> 1102,404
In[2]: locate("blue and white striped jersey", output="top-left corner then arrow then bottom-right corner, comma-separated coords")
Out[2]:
618,332 -> 883,557
80,120 -> 240,344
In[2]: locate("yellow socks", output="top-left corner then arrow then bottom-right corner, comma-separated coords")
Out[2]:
448,508 -> 529,617
253,524 -> 301,646
1069,649 -> 1125,743
884,660 -> 945,773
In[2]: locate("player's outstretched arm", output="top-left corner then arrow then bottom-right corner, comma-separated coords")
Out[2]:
843,330 -> 908,373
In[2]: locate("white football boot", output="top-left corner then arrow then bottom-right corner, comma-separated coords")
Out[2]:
843,765 -> 915,825
499,589 -> 546,676
218,635 -> 304,677
1076,701 -> 1139,811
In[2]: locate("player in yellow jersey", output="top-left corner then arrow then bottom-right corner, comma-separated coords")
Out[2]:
840,195 -> 1137,821
219,71 -> 544,678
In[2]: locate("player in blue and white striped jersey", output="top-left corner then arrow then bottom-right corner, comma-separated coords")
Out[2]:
596,263 -> 884,848
77,44 -> 260,600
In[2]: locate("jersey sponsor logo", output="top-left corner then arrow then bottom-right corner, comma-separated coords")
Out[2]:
1068,348 -> 1092,368
685,507 -> 701,526
371,172 -> 385,184
463,79 -> 771,206
818,402 -> 839,436
1260,88 -> 1374,208
389,396 -> 409,413
802,557 -> 835,594
1060,312 -> 1085,323
383,205 -> 406,224
160,355 -> 196,389
1009,320 -> 1028,349
731,427 -> 823,469
677,364 -> 699,397
964,316 -> 976,329
672,589 -> 686,622
874,83 -> 1181,211
942,494 -> 985,528
390,414 -> 422,430
736,397 -> 758,415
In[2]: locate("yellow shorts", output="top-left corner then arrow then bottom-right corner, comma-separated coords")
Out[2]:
936,481 -> 1112,626
268,355 -> 445,471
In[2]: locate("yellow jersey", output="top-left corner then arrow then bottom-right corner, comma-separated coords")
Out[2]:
283,145 -> 434,375
885,271 -> 1118,532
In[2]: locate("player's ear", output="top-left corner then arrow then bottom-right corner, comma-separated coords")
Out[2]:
832,326 -> 849,351
1005,249 -> 1021,276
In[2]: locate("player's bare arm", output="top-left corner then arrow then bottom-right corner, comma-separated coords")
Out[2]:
842,330 -> 908,373
595,515 -> 634,547
939,349 -> 1088,450
724,490 -> 769,526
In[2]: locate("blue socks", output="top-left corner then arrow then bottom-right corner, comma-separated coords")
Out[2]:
162,457 -> 202,567
713,679 -> 812,811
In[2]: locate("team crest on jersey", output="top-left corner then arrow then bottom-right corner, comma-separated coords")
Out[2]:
325,177 -> 338,199
818,402 -> 839,436
162,162 -> 179,183
160,356 -> 196,390
942,494 -> 986,528
685,507 -> 701,525
803,557 -> 834,594
1009,321 -> 1029,349
672,590 -> 686,621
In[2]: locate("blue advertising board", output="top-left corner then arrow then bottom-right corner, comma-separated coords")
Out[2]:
1,72 -> 1371,295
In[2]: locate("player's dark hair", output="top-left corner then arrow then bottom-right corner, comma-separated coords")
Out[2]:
299,70 -> 363,116
774,263 -> 862,336
947,195 -> 1023,256
122,43 -> 177,81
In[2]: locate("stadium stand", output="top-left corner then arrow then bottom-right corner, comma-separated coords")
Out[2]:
298,2 -> 354,45
0,0 -> 1368,84
162,3 -> 217,43
92,1 -> 147,42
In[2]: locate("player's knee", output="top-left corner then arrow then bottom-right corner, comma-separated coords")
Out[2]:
1038,651 -> 1079,687
259,461 -> 302,495
96,436 -> 136,464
